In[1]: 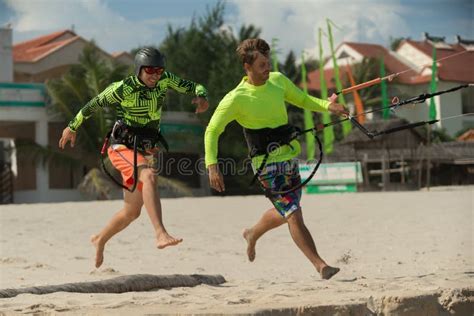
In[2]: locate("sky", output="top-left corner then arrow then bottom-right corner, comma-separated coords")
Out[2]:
1,0 -> 472,61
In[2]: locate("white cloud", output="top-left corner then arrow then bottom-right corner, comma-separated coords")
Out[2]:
5,0 -> 413,58
5,0 -> 156,52
227,0 -> 411,61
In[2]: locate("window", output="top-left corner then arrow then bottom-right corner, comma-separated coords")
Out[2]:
461,87 -> 474,114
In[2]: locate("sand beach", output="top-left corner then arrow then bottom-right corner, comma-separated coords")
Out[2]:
0,188 -> 472,315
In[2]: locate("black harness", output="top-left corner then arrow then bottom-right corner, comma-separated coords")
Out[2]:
243,124 -> 323,198
100,120 -> 169,192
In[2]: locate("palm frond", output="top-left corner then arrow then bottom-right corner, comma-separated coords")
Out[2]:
157,176 -> 194,197
15,139 -> 83,169
46,80 -> 77,119
62,74 -> 89,105
78,168 -> 115,200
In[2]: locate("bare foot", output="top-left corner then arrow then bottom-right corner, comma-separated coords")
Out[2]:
156,232 -> 182,249
243,228 -> 256,262
90,235 -> 105,268
320,266 -> 340,280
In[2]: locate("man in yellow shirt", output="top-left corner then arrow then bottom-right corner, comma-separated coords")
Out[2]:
205,39 -> 348,280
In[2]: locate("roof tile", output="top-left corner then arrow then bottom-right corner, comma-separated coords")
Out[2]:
13,30 -> 79,62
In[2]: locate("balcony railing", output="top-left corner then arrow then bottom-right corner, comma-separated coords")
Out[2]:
0,82 -> 46,107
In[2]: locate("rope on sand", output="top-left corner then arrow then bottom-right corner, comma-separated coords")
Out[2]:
0,274 -> 226,298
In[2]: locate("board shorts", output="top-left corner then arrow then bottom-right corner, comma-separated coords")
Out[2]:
257,159 -> 302,218
107,145 -> 150,192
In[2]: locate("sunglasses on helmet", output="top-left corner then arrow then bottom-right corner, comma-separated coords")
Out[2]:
143,66 -> 165,75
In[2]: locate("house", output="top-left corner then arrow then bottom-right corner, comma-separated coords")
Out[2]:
0,28 -> 134,203
457,129 -> 474,141
306,33 -> 474,137
13,29 -> 133,82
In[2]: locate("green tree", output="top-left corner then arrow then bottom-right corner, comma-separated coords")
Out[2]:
47,42 -> 130,153
280,51 -> 297,82
155,1 -> 261,193
14,43 -> 130,198
389,36 -> 406,51
158,1 -> 259,115
346,57 -> 381,107
427,127 -> 454,143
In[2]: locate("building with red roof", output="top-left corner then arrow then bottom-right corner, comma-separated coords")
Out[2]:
13,29 -> 133,82
0,28 -> 134,203
457,129 -> 474,142
306,33 -> 473,137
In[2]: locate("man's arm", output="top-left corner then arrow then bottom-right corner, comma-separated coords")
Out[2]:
67,81 -> 124,132
204,94 -> 239,192
165,72 -> 209,113
279,72 -> 348,116
59,81 -> 123,149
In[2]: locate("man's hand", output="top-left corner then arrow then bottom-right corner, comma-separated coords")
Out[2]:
328,94 -> 349,117
208,163 -> 225,192
59,127 -> 77,149
192,97 -> 209,114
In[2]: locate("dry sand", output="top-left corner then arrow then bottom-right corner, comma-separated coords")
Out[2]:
0,187 -> 472,315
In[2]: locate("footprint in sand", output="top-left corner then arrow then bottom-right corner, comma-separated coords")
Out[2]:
1,257 -> 28,264
272,293 -> 292,298
24,303 -> 57,312
336,251 -> 354,264
90,267 -> 121,275
416,273 -> 435,278
104,301 -> 134,309
23,263 -> 53,270
336,277 -> 358,282
227,298 -> 251,305
170,293 -> 188,298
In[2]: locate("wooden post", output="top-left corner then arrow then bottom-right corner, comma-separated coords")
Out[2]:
382,152 -> 388,191
362,153 -> 369,187
401,153 -> 405,184
426,126 -> 432,190
417,144 -> 424,189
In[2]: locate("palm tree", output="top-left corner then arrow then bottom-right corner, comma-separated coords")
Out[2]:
45,42 -> 128,199
47,42 -> 128,157
343,57 -> 382,116
156,2 -> 262,193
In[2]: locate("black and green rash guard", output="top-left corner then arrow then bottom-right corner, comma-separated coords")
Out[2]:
68,72 -> 208,131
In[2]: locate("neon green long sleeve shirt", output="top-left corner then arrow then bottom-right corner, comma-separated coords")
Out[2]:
205,72 -> 330,168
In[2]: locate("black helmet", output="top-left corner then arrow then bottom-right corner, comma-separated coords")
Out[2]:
134,47 -> 166,76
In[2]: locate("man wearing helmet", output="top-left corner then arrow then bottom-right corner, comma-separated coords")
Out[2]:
59,47 -> 209,268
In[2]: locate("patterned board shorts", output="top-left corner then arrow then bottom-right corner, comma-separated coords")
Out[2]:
257,159 -> 302,218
